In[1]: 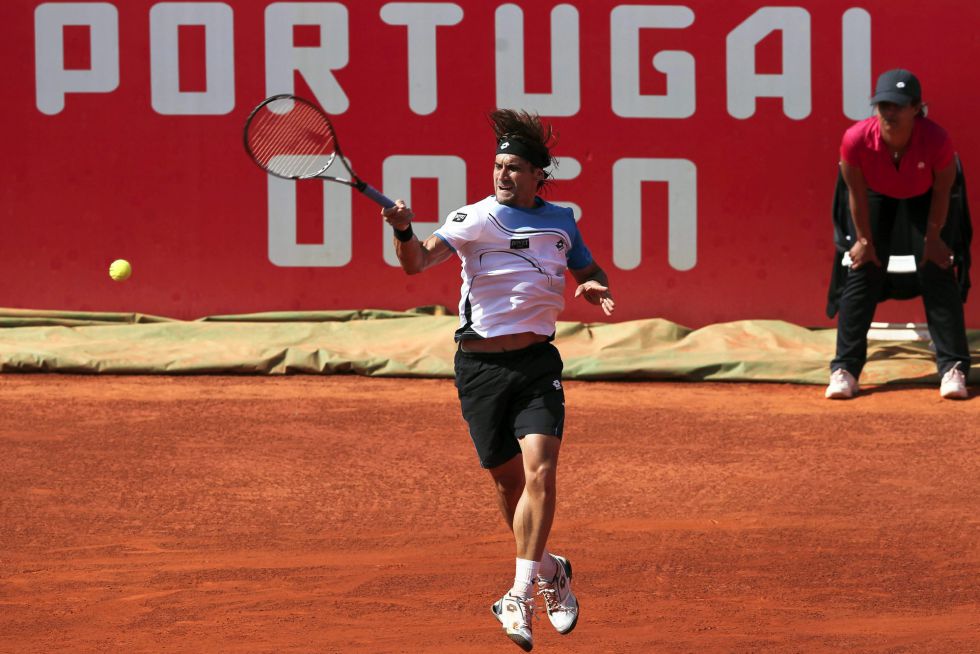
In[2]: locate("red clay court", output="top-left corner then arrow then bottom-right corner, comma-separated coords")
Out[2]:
2,375 -> 977,653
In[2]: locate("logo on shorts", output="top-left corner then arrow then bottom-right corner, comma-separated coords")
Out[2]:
453,212 -> 467,222
510,237 -> 530,249
552,379 -> 562,390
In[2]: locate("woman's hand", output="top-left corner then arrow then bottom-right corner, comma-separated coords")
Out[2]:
922,235 -> 953,269
848,237 -> 881,269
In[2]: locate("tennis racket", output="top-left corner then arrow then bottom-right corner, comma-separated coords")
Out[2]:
243,94 -> 395,208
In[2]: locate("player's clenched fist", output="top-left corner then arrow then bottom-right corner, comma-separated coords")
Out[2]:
382,200 -> 414,231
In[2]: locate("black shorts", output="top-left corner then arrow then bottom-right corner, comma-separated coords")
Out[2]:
454,342 -> 565,469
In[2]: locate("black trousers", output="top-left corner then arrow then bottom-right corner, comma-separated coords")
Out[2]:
832,188 -> 971,378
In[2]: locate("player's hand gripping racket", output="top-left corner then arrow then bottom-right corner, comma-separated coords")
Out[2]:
244,94 -> 395,208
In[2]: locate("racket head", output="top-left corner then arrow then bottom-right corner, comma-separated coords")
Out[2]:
243,94 -> 339,179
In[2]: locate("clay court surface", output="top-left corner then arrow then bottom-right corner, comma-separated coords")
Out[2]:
1,375 -> 978,653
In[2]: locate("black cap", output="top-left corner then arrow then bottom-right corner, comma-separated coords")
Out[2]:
870,69 -> 922,106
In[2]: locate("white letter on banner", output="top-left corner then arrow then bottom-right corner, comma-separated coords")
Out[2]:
548,157 -> 582,222
265,3 -> 349,113
150,3 -> 235,115
35,3 -> 119,115
381,156 -> 466,266
726,7 -> 811,120
610,6 -> 695,119
612,158 -> 697,271
267,155 -> 352,267
380,3 -> 463,115
842,8 -> 871,120
495,4 -> 579,116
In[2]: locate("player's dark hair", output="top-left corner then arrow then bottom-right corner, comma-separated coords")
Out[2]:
488,109 -> 558,188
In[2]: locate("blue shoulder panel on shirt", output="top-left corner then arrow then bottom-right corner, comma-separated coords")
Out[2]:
492,201 -> 575,232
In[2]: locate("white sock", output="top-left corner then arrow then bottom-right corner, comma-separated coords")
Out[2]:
538,551 -> 558,581
510,558 -> 540,598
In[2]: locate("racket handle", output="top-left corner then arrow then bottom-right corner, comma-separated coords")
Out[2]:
358,183 -> 395,209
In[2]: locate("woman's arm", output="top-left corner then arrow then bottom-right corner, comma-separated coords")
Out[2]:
921,159 -> 957,269
840,161 -> 881,269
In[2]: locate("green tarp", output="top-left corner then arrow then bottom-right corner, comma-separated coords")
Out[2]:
0,307 -> 977,385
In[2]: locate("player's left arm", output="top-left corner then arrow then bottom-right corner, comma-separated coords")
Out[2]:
570,261 -> 615,316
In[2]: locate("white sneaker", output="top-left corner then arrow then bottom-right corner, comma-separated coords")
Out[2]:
537,554 -> 579,635
492,592 -> 534,651
940,362 -> 968,399
825,369 -> 859,399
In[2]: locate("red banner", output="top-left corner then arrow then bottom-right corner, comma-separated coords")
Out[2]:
3,0 -> 978,327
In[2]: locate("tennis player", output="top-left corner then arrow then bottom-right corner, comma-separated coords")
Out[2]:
382,109 -> 613,651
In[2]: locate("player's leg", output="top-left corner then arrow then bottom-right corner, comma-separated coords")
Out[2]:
489,454 -> 524,527
487,456 -> 563,581
509,343 -> 578,635
491,434 -> 559,651
490,450 -> 567,650
456,348 -> 543,650
511,437 -> 577,635
508,343 -> 566,565
489,343 -> 569,650
512,434 -> 561,563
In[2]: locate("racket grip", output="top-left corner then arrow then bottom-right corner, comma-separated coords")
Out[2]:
359,184 -> 396,209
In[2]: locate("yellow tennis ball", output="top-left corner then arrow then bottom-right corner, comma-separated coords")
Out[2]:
109,259 -> 132,282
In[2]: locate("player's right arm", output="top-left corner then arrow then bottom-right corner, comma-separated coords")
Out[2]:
383,200 -> 454,274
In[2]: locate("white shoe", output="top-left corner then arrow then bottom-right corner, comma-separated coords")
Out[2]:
492,592 -> 534,651
940,362 -> 968,399
825,369 -> 859,399
537,554 -> 579,635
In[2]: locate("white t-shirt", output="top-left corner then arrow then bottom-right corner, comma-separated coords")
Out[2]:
433,196 -> 593,340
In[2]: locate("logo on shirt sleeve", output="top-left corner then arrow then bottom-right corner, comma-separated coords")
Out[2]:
510,237 -> 530,249
452,212 -> 467,222
556,239 -> 565,251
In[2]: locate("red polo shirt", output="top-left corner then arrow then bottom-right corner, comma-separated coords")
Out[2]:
840,116 -> 954,199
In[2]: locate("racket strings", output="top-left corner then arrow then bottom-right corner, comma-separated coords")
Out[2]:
247,99 -> 337,178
